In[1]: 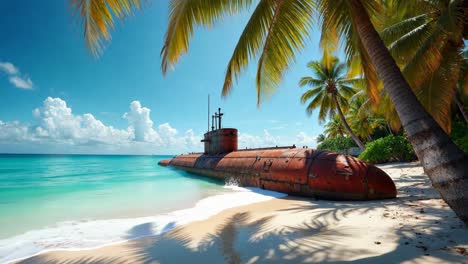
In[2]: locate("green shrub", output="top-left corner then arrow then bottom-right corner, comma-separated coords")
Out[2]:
358,135 -> 415,164
317,136 -> 357,153
451,121 -> 468,153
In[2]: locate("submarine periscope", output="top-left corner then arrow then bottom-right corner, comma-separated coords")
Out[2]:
158,108 -> 396,200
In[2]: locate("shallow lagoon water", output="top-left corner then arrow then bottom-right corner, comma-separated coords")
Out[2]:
0,154 -> 285,263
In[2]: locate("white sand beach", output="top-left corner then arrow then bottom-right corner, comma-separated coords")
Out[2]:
15,162 -> 468,264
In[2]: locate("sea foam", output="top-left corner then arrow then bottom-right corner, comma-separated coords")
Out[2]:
0,187 -> 286,263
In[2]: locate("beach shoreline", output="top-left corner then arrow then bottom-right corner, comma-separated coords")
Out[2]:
1,186 -> 285,264
13,162 -> 468,263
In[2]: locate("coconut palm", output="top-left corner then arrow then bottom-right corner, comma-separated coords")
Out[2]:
316,134 -> 326,143
299,57 -> 365,150
347,95 -> 386,141
324,115 -> 347,139
376,0 -> 467,133
73,0 -> 468,223
351,88 -> 402,133
317,0 -> 467,223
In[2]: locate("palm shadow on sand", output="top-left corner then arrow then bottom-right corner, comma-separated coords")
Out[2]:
17,164 -> 468,264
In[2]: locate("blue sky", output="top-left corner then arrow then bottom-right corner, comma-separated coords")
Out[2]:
0,1 -> 329,154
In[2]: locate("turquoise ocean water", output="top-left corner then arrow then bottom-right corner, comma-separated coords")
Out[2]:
0,154 -> 285,263
0,155 -> 223,238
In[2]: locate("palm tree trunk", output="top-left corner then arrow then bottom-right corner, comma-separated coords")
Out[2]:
349,0 -> 468,224
455,91 -> 468,123
333,95 -> 366,150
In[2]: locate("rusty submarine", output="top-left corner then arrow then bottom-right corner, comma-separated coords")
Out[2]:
158,108 -> 396,200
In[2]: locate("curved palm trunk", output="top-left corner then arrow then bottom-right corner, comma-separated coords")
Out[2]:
455,91 -> 468,123
349,0 -> 468,224
333,95 -> 366,150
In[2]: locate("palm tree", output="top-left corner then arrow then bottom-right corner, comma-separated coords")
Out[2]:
376,0 -> 467,133
316,134 -> 326,143
347,95 -> 385,142
299,57 -> 365,150
73,0 -> 468,223
324,115 -> 347,139
341,0 -> 467,223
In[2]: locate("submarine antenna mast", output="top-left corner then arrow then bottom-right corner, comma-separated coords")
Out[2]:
207,95 -> 210,132
211,115 -> 215,131
218,108 -> 223,129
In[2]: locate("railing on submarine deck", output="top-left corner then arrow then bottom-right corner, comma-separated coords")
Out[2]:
177,144 -> 314,156
236,145 -> 298,151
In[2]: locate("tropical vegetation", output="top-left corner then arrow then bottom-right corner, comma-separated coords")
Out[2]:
358,135 -> 415,164
451,120 -> 468,153
71,0 -> 468,224
317,136 -> 357,154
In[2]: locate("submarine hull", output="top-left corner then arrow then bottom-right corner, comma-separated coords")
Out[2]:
158,148 -> 396,200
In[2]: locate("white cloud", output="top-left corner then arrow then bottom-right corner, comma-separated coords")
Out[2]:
263,130 -> 279,146
238,133 -> 262,149
238,129 -> 281,149
123,101 -> 161,143
9,76 -> 33,89
0,61 -> 34,90
158,123 -> 178,138
0,121 -> 32,142
184,129 -> 200,148
0,97 -> 317,154
32,97 -> 129,144
0,97 -> 204,154
296,132 -> 317,148
0,62 -> 19,75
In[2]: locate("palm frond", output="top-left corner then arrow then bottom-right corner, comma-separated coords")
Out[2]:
330,61 -> 346,79
337,77 -> 363,86
307,61 -> 328,80
317,0 -> 383,104
161,0 -> 254,74
300,86 -> 324,104
387,22 -> 434,64
324,114 -> 346,138
376,94 -> 402,132
319,0 -> 382,103
402,26 -> 447,90
348,42 -> 382,103
320,26 -> 339,69
71,0 -> 141,56
338,85 -> 356,99
299,77 -> 324,87
222,0 -> 273,96
336,94 -> 350,113
317,93 -> 333,122
255,0 -> 314,104
305,90 -> 323,116
416,46 -> 461,133
380,12 -> 433,45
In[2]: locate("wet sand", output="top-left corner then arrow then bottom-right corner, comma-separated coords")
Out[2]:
16,162 -> 468,263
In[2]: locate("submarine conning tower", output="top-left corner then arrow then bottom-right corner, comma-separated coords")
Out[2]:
201,108 -> 238,155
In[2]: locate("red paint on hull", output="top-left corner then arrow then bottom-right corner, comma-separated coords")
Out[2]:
158,148 -> 396,200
